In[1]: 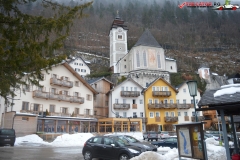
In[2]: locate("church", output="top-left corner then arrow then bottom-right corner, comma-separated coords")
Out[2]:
109,14 -> 177,87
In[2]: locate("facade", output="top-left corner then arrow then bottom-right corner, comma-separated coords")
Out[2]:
68,56 -> 90,78
143,77 -> 178,131
107,78 -> 145,132
176,82 -> 204,124
87,77 -> 113,119
1,62 -> 98,136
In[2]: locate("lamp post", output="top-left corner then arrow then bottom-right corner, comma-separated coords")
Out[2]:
186,80 -> 198,122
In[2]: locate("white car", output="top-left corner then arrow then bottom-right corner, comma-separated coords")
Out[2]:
214,4 -> 239,10
159,131 -> 170,139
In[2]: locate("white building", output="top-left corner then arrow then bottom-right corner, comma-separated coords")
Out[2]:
1,62 -> 98,136
68,56 -> 90,78
176,82 -> 203,124
108,78 -> 146,131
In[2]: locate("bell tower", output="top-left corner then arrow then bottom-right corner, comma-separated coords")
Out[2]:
109,11 -> 128,73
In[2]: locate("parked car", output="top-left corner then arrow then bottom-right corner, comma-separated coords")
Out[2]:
0,128 -> 16,146
143,131 -> 158,141
82,136 -> 143,160
151,137 -> 178,148
204,133 -> 219,140
205,131 -> 231,141
109,135 -> 157,152
159,131 -> 170,139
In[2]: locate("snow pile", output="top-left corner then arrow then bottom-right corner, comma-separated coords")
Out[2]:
51,133 -> 93,147
131,151 -> 165,160
205,138 -> 227,160
15,134 -> 51,146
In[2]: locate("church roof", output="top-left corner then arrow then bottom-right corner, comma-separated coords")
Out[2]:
110,16 -> 128,30
134,29 -> 161,48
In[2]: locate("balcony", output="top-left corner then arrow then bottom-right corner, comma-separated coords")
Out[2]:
113,103 -> 130,110
120,91 -> 140,97
164,116 -> 178,122
33,91 -> 84,104
152,91 -> 171,97
155,116 -> 161,122
142,118 -> 148,123
164,103 -> 177,109
191,116 -> 205,122
177,104 -> 193,109
50,77 -> 73,88
20,105 -> 43,115
184,116 -> 189,121
148,103 -> 164,109
132,104 -> 137,109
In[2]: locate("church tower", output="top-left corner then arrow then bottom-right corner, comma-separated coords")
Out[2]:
109,12 -> 128,73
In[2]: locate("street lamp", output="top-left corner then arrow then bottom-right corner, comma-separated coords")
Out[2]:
186,80 -> 198,122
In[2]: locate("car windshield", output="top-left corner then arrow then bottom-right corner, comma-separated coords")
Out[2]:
114,137 -> 130,147
0,129 -> 14,135
124,136 -> 139,143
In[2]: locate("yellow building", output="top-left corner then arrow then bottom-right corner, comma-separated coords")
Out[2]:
143,77 -> 178,131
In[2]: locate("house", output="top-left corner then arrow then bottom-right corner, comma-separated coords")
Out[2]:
142,77 -> 178,132
97,78 -> 144,133
87,77 -> 114,119
68,56 -> 90,78
109,14 -> 177,87
175,82 -> 204,124
1,62 -> 98,137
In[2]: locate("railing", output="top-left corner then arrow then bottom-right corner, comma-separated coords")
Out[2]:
50,77 -> 73,88
177,104 -> 193,109
113,103 -> 130,110
191,116 -> 205,122
20,110 -> 40,115
152,91 -> 171,97
164,116 -> 178,122
33,90 -> 84,104
155,116 -> 161,122
184,116 -> 189,121
148,103 -> 177,109
120,91 -> 140,97
132,104 -> 137,109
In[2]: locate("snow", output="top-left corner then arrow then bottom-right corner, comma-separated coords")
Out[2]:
15,133 -> 228,160
214,84 -> 240,97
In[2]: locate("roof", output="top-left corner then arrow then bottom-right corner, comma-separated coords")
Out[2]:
109,77 -> 144,92
197,84 -> 240,115
67,56 -> 90,68
143,77 -> 178,93
134,29 -> 161,48
87,77 -> 113,85
110,16 -> 128,31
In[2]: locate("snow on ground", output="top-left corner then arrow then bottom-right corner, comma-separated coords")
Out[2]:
15,133 -> 228,160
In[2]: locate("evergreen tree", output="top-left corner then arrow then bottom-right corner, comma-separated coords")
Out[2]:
0,0 -> 93,102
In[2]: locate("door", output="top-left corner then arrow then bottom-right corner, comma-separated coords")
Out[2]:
89,137 -> 103,157
101,137 -> 116,159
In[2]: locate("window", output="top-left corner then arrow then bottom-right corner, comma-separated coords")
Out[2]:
154,99 -> 159,104
192,112 -> 195,116
184,112 -> 188,116
136,51 -> 140,67
123,99 -> 126,104
51,88 -> 56,94
126,87 -> 128,91
52,74 -> 57,78
81,69 -> 86,72
116,112 -> 119,117
183,99 -> 186,104
22,102 -> 29,110
74,92 -> 79,97
94,111 -> 97,116
176,100 -> 179,104
49,105 -> 55,112
22,117 -> 29,121
140,112 -> 143,117
94,84 -> 97,89
140,99 -> 143,104
118,35 -> 123,40
91,137 -> 102,144
191,99 -> 194,104
85,109 -> 90,115
170,99 -> 174,104
133,112 -> 137,117
64,91 -> 69,95
132,99 -> 136,104
64,77 -> 69,81
165,112 -> 169,117
164,87 -> 168,91
115,99 -> 118,104
178,112 -> 181,116
33,104 -> 40,111
123,112 -> 127,118
155,112 -> 160,117
149,99 -> 153,104
121,87 -> 124,91
124,65 -> 126,68
152,86 -> 156,91
164,99 -> 168,104
134,87 -> 137,91
86,94 -> 92,101
75,81 -> 79,87
183,88 -> 186,93
157,54 -> 161,68
143,51 -> 147,67
23,85 -> 30,92
171,112 -> 175,117
149,112 -> 154,118
171,66 -> 173,69
104,137 -> 114,145
94,95 -> 96,101
75,108 -> 79,114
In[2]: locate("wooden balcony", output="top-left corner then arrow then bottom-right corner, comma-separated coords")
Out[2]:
142,118 -> 148,123
203,110 -> 216,116
155,116 -> 161,122
132,104 -> 137,109
177,104 -> 193,109
20,104 -> 43,115
33,91 -> 84,104
164,116 -> 178,122
191,116 -> 205,122
120,91 -> 140,97
148,103 -> 177,109
184,116 -> 190,121
113,103 -> 130,110
50,77 -> 73,88
152,91 -> 171,97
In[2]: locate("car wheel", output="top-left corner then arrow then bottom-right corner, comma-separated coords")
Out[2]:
155,139 -> 158,141
84,151 -> 92,160
10,143 -> 14,147
119,153 -> 129,160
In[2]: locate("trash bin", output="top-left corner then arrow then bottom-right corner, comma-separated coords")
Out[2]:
232,154 -> 240,160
